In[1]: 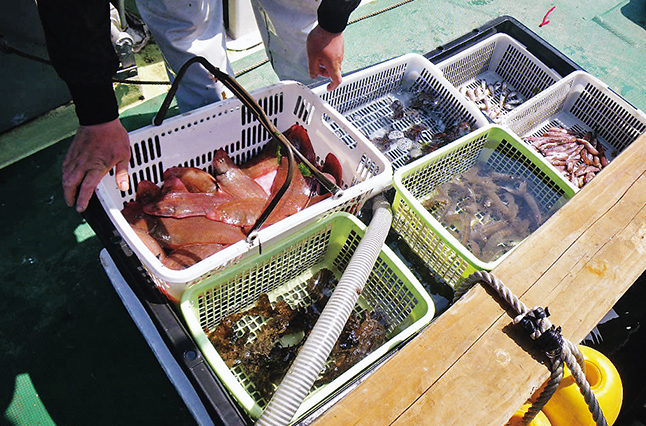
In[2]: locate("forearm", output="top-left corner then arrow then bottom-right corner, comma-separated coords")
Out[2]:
37,0 -> 120,125
317,0 -> 361,33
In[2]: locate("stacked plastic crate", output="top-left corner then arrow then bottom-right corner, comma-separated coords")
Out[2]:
314,27 -> 646,290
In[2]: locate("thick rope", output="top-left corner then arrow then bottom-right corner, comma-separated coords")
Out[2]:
453,270 -> 608,426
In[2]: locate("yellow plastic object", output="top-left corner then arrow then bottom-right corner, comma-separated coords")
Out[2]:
506,402 -> 552,426
542,345 -> 623,426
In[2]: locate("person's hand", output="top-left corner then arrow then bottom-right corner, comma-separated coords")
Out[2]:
62,118 -> 131,212
306,26 -> 345,91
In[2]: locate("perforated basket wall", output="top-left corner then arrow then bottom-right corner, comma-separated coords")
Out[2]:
95,81 -> 392,303
437,33 -> 562,124
503,71 -> 646,190
180,212 -> 435,422
313,53 -> 489,170
392,124 -> 575,288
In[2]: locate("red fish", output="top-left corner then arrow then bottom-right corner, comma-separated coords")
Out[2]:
161,176 -> 189,194
135,180 -> 162,204
304,170 -> 338,205
212,149 -> 268,199
133,227 -> 167,261
254,170 -> 278,195
149,216 -> 246,249
306,193 -> 332,208
163,166 -> 218,193
321,153 -> 343,187
262,156 -> 312,225
283,124 -> 316,165
207,157 -> 312,232
162,243 -> 226,270
121,202 -> 166,259
206,198 -> 267,228
241,140 -> 280,180
121,125 -> 336,274
143,191 -> 234,218
121,201 -> 157,233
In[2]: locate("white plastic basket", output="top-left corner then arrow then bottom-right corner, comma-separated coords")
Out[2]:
313,53 -> 489,170
503,71 -> 646,190
437,33 -> 562,123
96,81 -> 392,303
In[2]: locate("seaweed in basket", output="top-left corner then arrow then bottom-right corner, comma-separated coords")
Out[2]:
207,268 -> 388,402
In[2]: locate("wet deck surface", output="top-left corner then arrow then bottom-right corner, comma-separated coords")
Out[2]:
1,0 -> 646,425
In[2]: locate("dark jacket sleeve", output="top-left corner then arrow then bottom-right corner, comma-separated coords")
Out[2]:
317,0 -> 362,33
37,0 -> 120,126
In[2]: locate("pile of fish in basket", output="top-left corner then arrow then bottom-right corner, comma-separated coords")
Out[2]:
96,32 -> 646,425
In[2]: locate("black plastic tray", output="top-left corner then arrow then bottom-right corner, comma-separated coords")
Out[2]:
83,195 -> 250,426
424,15 -> 583,75
84,15 -> 584,426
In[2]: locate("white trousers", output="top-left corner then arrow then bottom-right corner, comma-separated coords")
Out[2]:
135,0 -> 321,112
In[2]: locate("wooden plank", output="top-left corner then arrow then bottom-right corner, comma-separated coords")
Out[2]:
312,132 -> 646,426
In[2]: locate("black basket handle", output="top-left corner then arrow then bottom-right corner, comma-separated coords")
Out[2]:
153,56 -> 342,242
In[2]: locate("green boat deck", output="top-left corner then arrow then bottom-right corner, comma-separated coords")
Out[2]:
1,0 -> 645,425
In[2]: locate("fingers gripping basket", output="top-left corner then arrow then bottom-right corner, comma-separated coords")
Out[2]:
95,81 -> 392,303
437,33 -> 563,123
313,53 -> 489,170
392,124 -> 575,288
180,212 -> 435,422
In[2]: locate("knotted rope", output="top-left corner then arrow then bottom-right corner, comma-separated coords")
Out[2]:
453,270 -> 608,426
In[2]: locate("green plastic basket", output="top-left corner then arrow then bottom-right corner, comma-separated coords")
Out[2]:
392,124 -> 576,288
180,212 -> 435,423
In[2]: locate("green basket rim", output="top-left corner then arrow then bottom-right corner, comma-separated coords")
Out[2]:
180,210 -> 435,422
393,124 -> 576,271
